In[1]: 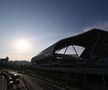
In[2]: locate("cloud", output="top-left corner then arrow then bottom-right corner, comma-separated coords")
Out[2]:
83,21 -> 108,32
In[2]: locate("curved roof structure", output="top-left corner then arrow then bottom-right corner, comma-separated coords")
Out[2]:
54,28 -> 108,50
31,28 -> 108,62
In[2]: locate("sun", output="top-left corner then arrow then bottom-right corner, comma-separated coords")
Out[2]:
13,39 -> 30,53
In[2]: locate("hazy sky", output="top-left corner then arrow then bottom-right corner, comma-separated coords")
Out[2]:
0,0 -> 108,60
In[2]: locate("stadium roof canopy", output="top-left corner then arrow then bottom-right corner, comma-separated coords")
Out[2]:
40,28 -> 108,54
32,28 -> 108,61
55,28 -> 107,50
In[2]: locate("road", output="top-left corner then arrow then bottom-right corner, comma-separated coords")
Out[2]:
21,75 -> 44,90
4,70 -> 108,90
0,71 -> 79,90
10,71 -> 66,90
0,71 -> 28,90
3,70 -> 44,90
22,74 -> 65,90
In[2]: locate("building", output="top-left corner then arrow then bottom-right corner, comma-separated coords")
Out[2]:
0,56 -> 9,67
31,28 -> 108,67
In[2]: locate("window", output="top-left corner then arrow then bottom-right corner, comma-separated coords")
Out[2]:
55,45 -> 85,57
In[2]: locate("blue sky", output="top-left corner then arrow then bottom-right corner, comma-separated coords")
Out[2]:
0,0 -> 108,60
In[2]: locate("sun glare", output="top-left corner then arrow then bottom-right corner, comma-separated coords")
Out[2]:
13,39 -> 31,53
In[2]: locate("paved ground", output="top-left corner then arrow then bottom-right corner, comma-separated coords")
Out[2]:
20,74 -> 44,90
22,74 -> 65,90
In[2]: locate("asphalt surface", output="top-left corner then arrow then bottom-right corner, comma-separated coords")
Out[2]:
8,71 -> 44,90
22,75 -> 44,90
0,71 -> 79,90
6,70 -> 108,90
11,71 -> 66,90
0,71 -> 28,90
21,74 -> 66,90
